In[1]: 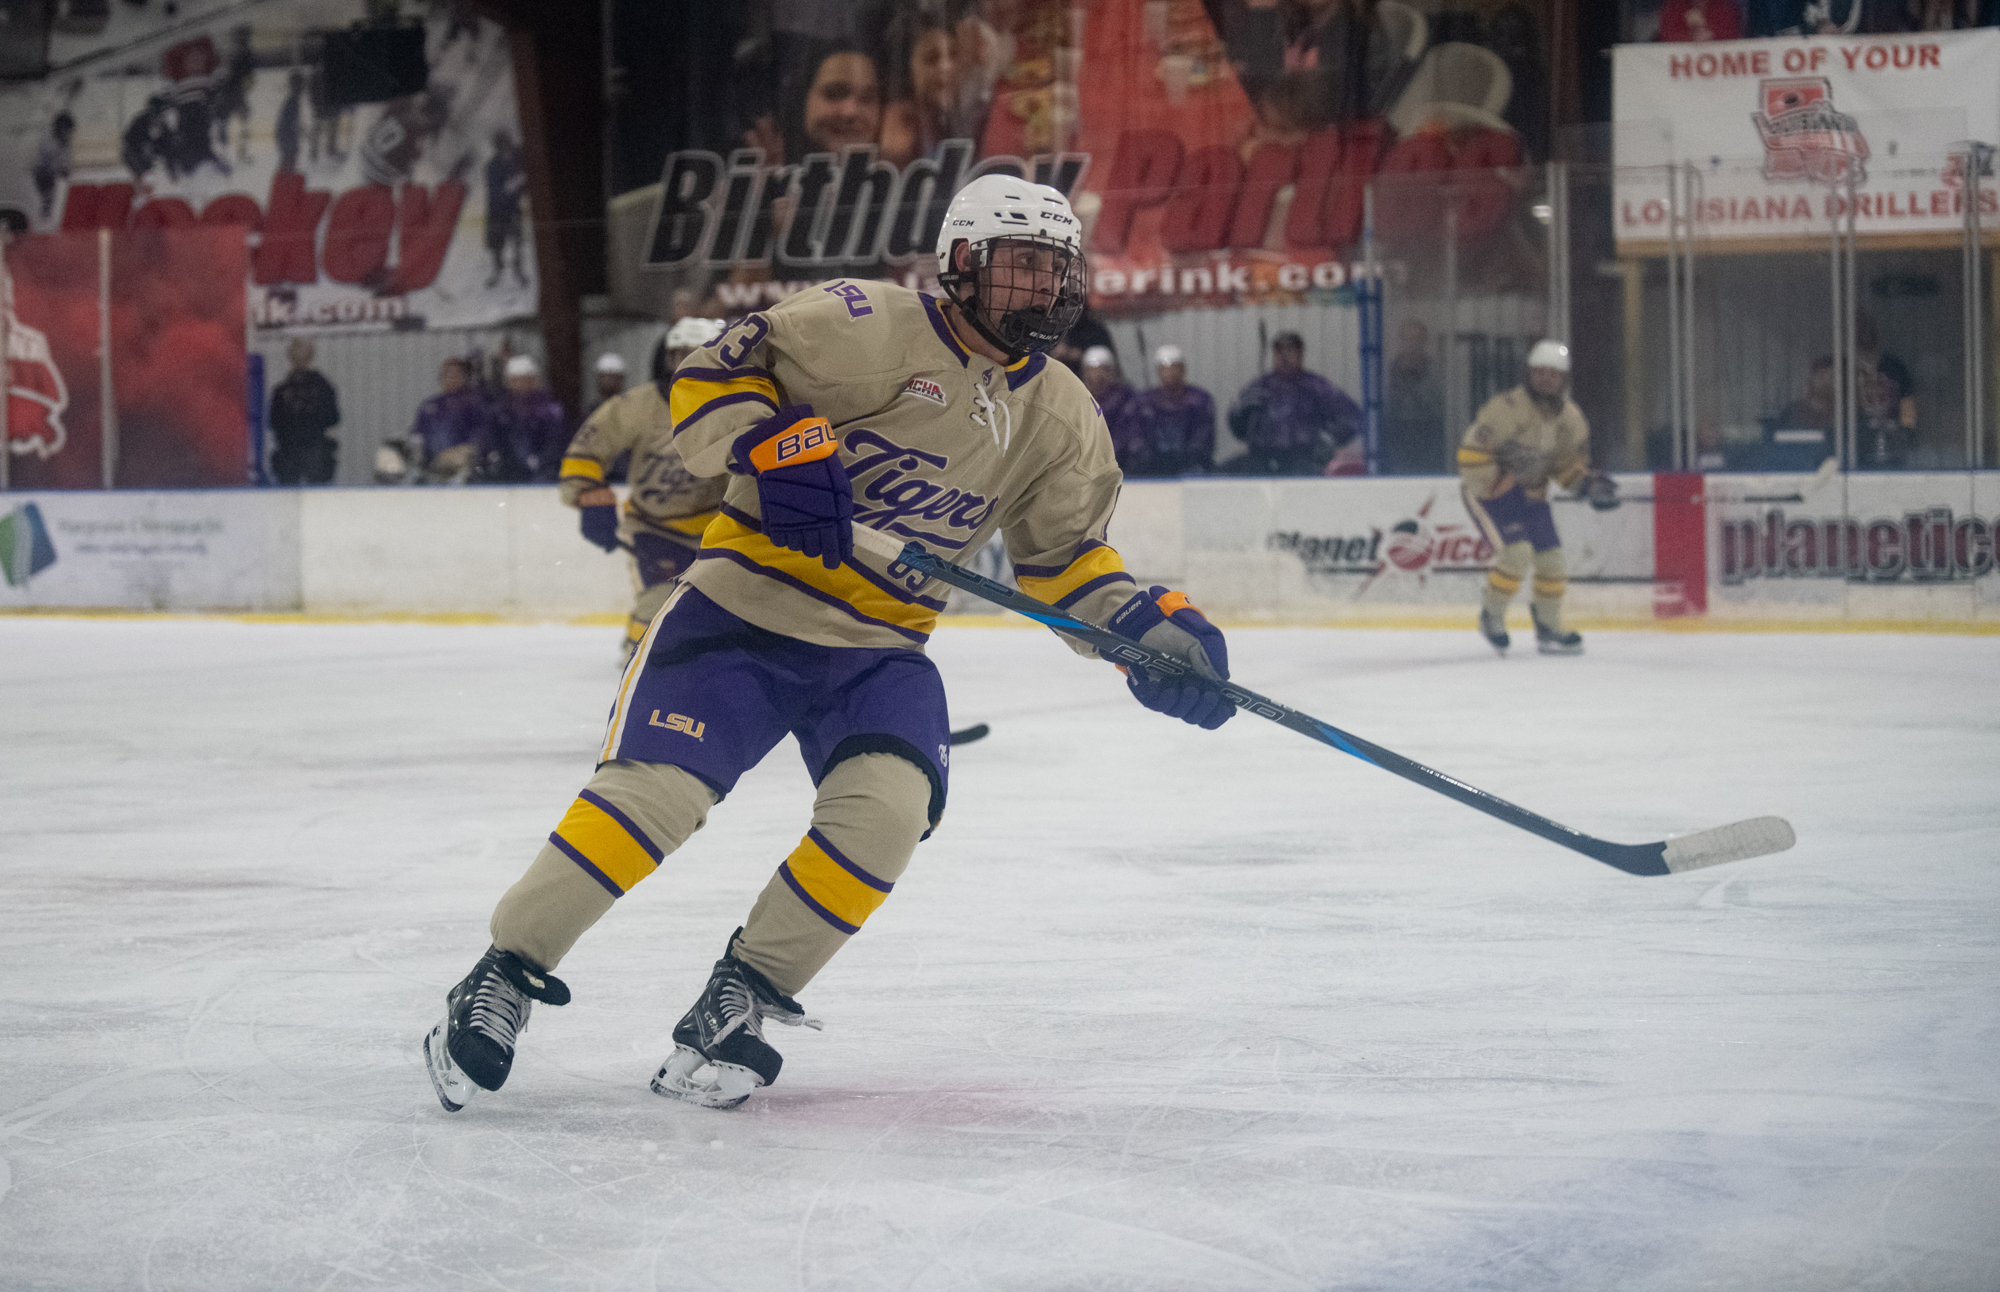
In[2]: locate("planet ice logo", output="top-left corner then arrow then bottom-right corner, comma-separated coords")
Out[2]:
1384,519 -> 1434,573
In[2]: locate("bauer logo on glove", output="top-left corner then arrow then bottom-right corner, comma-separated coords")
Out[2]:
732,405 -> 854,569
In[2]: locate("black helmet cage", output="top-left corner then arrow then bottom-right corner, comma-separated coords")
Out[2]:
938,234 -> 1088,360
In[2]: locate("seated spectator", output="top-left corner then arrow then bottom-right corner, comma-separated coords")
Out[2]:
389,357 -> 491,484
879,11 -> 959,166
1658,0 -> 1744,40
1081,346 -> 1148,474
1763,355 -> 1837,470
1224,331 -> 1363,475
482,355 -> 569,483
591,352 -> 627,412
1133,345 -> 1217,478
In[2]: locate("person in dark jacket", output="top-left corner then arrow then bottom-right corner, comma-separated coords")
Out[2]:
482,354 -> 568,483
269,338 -> 341,485
1224,332 -> 1362,475
1081,346 -> 1148,475
1134,345 -> 1216,477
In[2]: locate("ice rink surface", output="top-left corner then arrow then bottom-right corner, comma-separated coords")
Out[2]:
2,616 -> 1997,1291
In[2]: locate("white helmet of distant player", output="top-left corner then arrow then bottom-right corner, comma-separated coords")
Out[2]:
1527,339 -> 1571,372
935,174 -> 1088,360
665,317 -> 726,351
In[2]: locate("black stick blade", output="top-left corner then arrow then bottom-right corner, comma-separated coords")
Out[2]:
948,724 -> 991,746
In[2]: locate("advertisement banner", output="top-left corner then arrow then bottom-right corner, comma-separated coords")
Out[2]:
616,0 -> 1546,319
1169,475 -> 1656,620
0,1 -> 534,335
1706,471 -> 1996,620
0,489 -> 300,610
1612,30 -> 2000,247
5,226 -> 247,490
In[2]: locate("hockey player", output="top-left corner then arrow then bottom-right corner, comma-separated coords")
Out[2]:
425,176 -> 1234,1112
559,318 -> 730,660
1456,340 -> 1616,655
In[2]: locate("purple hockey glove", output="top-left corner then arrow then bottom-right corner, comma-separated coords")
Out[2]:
1108,585 -> 1233,730
579,501 -> 620,552
733,405 -> 852,569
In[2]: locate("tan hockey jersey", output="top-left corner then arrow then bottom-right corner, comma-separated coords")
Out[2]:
1457,387 -> 1591,500
667,279 -> 1137,652
559,381 -> 725,547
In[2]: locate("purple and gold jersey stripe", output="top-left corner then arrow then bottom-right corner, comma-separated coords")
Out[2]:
777,827 -> 895,934
548,788 -> 666,897
1016,542 -> 1134,611
1457,447 -> 1494,467
697,512 -> 938,643
669,368 -> 780,437
657,510 -> 720,537
560,455 -> 606,483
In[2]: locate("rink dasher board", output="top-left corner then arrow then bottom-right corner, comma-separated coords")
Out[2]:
1,473 -> 1997,622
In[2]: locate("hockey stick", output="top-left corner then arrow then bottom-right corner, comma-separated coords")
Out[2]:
948,723 -> 992,746
854,525 -> 1794,877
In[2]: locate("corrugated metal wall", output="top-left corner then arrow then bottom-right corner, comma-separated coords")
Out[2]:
251,326 -> 547,486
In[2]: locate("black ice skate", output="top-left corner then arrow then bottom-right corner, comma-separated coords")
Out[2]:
423,945 -> 570,1112
652,937 -> 821,1109
1479,607 -> 1511,655
1533,608 -> 1584,656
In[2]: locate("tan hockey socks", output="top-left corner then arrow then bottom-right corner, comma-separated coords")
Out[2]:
732,752 -> 932,997
1530,547 -> 1568,631
1483,540 -> 1534,617
490,760 -> 717,970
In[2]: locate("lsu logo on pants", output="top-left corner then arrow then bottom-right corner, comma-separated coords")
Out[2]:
649,710 -> 706,740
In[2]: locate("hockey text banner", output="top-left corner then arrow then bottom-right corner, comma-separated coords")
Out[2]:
1612,30 -> 2000,247
0,3 -> 533,335
612,0 -> 1546,319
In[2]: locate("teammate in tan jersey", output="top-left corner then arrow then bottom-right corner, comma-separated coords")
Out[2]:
560,319 -> 729,659
424,177 -> 1235,1115
1456,340 -> 1616,655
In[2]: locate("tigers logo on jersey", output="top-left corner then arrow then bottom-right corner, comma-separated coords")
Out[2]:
902,376 -> 947,407
5,298 -> 70,461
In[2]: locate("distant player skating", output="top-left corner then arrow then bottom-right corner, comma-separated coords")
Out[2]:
1456,340 -> 1618,656
425,176 -> 1233,1112
559,317 -> 729,660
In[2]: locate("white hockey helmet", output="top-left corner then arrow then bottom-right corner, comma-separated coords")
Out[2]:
935,174 -> 1088,359
1527,339 -> 1571,372
665,316 -> 726,351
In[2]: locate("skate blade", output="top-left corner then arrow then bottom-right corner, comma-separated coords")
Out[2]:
1536,640 -> 1584,655
651,1045 -> 763,1110
424,1018 -> 475,1113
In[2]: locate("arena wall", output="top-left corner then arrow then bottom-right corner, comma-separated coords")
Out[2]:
4,474 -> 1996,626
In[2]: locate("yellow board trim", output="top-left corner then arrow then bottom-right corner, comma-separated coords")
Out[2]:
1017,545 -> 1128,605
552,796 -> 659,894
669,373 -> 779,429
784,835 -> 891,929
701,513 -> 937,637
559,456 -> 606,483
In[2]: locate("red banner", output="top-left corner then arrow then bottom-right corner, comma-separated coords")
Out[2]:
6,226 -> 246,489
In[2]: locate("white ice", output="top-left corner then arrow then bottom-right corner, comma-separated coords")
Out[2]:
2,617 -> 1997,1291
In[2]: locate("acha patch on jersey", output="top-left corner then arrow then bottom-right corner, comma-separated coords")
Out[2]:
902,376 -> 948,407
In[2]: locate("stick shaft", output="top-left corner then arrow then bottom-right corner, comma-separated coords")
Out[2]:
860,525 -> 1676,874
